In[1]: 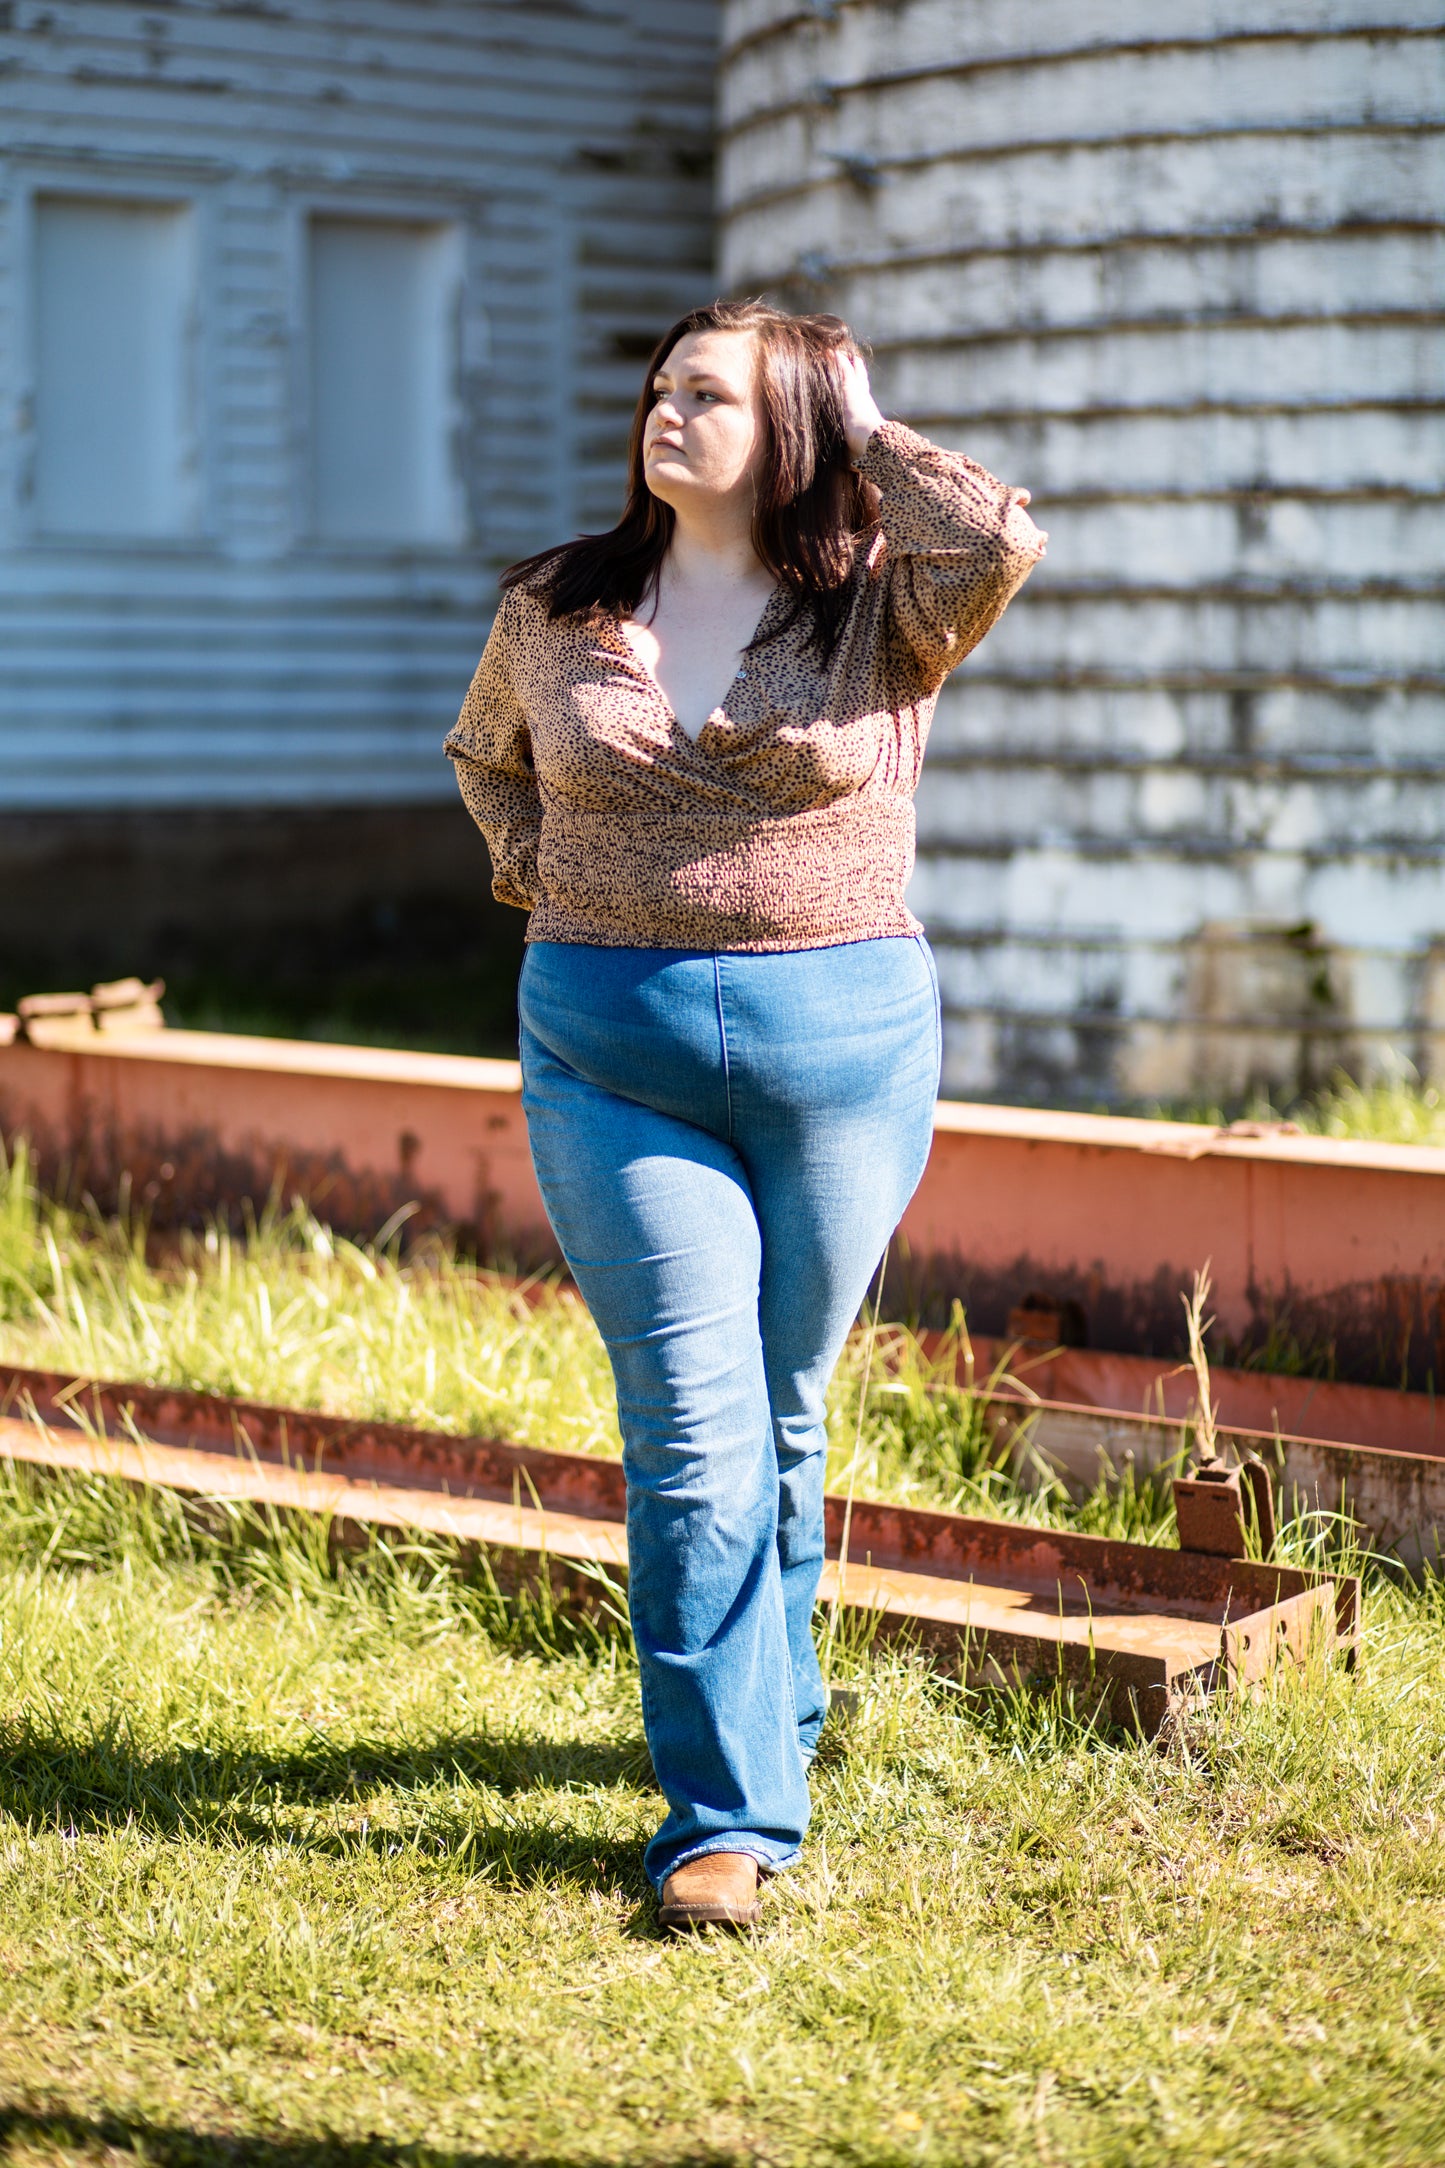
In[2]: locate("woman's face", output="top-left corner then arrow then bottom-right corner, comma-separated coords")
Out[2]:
641,329 -> 765,514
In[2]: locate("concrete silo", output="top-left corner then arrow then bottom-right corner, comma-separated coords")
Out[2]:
720,0 -> 1445,1106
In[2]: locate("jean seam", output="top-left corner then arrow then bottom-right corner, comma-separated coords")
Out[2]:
915,931 -> 943,1080
713,953 -> 735,1144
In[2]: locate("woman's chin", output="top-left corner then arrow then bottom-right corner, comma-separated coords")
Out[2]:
644,463 -> 696,505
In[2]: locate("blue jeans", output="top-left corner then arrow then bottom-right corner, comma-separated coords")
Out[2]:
518,936 -> 941,1890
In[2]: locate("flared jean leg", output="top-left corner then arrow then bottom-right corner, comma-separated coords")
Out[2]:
717,941 -> 942,1759
517,934 -> 942,1891
758,1156 -> 939,1760
520,1028 -> 812,1891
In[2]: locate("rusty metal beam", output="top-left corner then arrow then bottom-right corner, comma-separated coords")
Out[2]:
2,1021 -> 1442,1393
973,1383 -> 1444,1573
0,1363 -> 1355,1736
953,1332 -> 1445,1462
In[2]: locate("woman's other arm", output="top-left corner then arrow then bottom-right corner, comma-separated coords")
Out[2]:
444,592 -> 543,912
837,351 -> 1047,697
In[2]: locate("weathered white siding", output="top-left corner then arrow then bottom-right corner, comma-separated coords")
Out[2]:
0,0 -> 718,812
721,0 -> 1445,1104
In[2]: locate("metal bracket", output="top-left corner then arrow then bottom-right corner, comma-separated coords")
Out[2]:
1174,1456 -> 1276,1559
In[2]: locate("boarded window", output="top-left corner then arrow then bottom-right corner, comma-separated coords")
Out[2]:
33,195 -> 196,538
308,217 -> 462,544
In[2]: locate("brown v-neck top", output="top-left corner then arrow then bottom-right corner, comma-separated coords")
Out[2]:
445,419 -> 1044,951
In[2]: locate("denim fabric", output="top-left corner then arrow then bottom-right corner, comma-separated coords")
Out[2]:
518,936 -> 942,1890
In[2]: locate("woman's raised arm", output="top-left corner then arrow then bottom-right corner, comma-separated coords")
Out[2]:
837,351 -> 1046,697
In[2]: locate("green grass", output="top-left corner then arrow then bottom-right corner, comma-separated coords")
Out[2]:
1293,1069 -> 1445,1149
0,1145 -> 1174,1544
1144,1064 -> 1445,1149
2,1149 -> 1444,2164
0,1459 -> 1442,2167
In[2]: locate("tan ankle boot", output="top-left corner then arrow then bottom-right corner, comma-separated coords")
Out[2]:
658,1851 -> 762,1931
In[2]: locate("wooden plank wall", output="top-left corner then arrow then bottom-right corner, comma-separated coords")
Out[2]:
719,0 -> 1445,1107
0,0 -> 719,813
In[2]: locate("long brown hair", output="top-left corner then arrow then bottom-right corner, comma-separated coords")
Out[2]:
501,299 -> 881,663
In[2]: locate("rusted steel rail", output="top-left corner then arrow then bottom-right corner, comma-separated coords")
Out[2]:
1,1021 -> 1441,1565
958,1333 -> 1444,1464
0,1363 -> 1356,1736
3,1020 -> 1443,1397
974,1384 -> 1444,1575
928,1334 -> 1445,1573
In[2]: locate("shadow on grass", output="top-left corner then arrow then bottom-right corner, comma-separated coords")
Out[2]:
0,1721 -> 656,1897
0,2109 -> 738,2167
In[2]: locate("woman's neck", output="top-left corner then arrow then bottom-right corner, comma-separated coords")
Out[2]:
661,506 -> 770,595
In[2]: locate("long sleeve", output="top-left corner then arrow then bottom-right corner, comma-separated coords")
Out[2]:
857,418 -> 1046,697
439,429 -> 1043,952
444,592 -> 543,913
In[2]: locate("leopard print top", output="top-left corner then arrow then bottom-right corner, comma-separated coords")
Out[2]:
445,419 -> 1044,951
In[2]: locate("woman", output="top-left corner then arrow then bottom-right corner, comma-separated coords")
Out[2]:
446,299 -> 1044,1930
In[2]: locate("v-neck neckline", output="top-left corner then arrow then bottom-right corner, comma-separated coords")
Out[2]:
609,582 -> 785,748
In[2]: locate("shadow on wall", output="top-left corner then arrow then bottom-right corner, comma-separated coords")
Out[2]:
0,803 -> 527,1058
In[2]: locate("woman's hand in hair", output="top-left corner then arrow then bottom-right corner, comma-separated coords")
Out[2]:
835,348 -> 885,464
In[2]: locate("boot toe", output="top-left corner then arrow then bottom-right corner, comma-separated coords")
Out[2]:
658,1851 -> 762,1931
